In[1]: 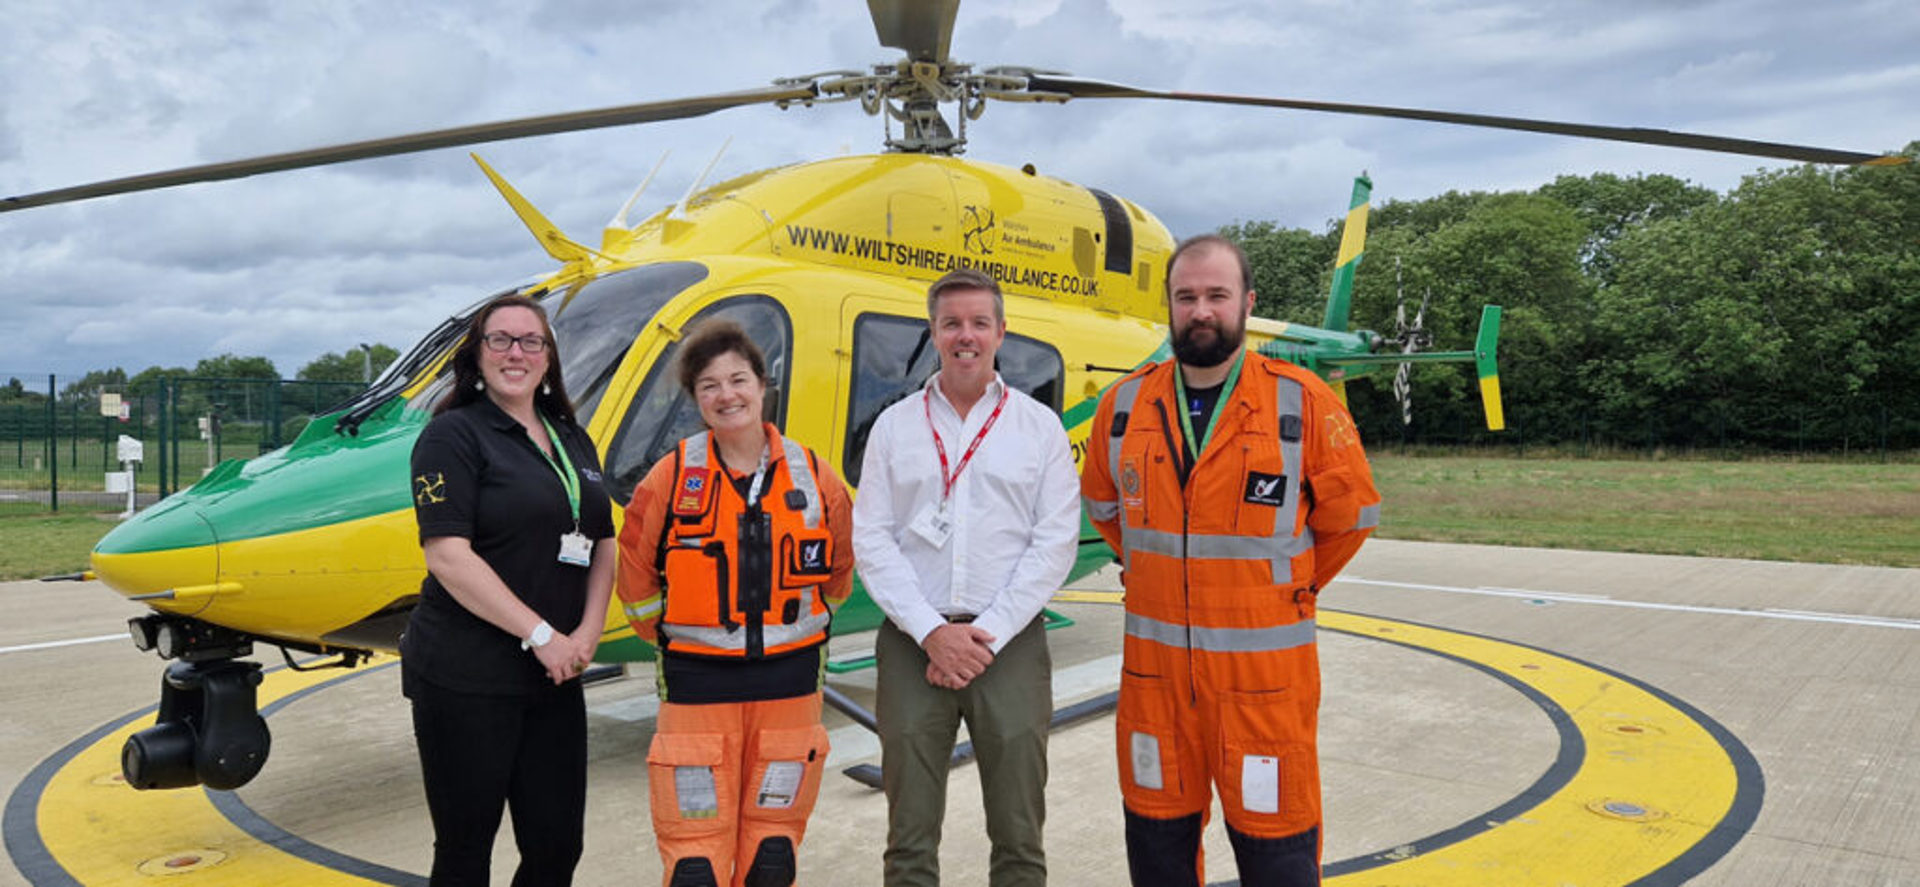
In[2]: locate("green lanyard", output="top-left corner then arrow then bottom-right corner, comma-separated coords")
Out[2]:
533,415 -> 581,526
1174,349 -> 1246,461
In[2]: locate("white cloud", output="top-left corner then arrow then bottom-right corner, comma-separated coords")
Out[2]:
2,0 -> 1912,378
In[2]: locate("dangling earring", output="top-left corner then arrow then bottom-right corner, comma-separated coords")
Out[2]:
474,379 -> 485,391
541,382 -> 551,396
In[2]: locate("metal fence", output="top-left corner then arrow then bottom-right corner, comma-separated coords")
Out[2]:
0,375 -> 366,514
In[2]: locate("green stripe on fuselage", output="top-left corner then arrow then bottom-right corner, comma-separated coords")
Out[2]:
96,405 -> 427,555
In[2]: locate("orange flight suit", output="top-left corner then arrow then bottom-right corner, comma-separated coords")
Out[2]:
1081,354 -> 1379,885
618,425 -> 854,887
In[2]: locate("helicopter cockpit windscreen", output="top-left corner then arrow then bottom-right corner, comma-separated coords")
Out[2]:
545,262 -> 709,425
602,295 -> 793,504
400,263 -> 708,423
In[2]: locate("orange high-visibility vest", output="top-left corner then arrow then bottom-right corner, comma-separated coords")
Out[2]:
1082,354 -> 1380,694
650,429 -> 839,659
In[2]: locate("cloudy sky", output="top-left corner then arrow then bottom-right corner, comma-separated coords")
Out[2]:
3,0 -> 1913,381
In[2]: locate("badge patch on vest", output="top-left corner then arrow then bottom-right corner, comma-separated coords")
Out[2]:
797,539 -> 828,573
1244,471 -> 1286,507
675,467 -> 712,515
1120,457 -> 1144,508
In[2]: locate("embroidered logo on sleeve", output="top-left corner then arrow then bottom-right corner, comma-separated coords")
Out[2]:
414,472 -> 446,506
1324,411 -> 1358,450
1243,471 -> 1286,507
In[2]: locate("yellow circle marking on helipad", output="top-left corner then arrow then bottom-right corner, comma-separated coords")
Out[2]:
1052,591 -> 1750,885
1319,610 -> 1743,885
33,661 -> 393,886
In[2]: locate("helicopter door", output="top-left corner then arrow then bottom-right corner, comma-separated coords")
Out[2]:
600,295 -> 793,504
838,304 -> 1064,488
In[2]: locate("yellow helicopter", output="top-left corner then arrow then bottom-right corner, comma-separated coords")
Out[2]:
6,0 -> 1901,792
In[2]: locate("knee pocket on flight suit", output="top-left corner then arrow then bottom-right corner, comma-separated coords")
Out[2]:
1117,672 -> 1190,814
1216,689 -> 1318,836
648,732 -> 733,841
742,723 -> 828,824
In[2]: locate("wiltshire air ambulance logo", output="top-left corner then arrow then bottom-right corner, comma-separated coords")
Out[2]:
962,205 -> 996,255
414,472 -> 446,506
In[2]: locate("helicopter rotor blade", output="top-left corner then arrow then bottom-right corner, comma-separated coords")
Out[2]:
867,0 -> 961,64
0,84 -> 817,214
1023,75 -> 1907,167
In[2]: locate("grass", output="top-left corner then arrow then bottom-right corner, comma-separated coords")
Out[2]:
0,439 -> 264,493
1370,454 -> 1920,568
0,511 -> 124,581
1,454 -> 1915,581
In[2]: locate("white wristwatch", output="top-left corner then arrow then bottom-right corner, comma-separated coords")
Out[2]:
522,620 -> 555,650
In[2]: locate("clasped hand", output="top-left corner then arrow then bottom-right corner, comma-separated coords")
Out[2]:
531,632 -> 593,685
922,623 -> 996,690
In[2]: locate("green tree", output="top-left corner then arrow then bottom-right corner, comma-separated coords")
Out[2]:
58,368 -> 129,406
1221,220 -> 1338,324
1537,173 -> 1717,284
127,366 -> 190,398
192,354 -> 278,380
297,344 -> 398,383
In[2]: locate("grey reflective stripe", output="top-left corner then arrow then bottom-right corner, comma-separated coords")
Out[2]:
662,607 -> 830,652
1274,376 -> 1304,541
1107,374 -> 1143,488
1356,503 -> 1380,530
1083,495 -> 1119,522
684,432 -> 710,468
1122,524 -> 1314,582
779,437 -> 822,528
624,599 -> 663,620
1125,612 -> 1317,653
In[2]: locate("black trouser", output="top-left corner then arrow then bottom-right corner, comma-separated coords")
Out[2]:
409,678 -> 587,887
1125,810 -> 1320,887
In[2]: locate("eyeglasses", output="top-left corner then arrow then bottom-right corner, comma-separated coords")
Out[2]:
482,332 -> 548,354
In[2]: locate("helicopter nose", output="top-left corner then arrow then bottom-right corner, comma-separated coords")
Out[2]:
91,498 -> 220,615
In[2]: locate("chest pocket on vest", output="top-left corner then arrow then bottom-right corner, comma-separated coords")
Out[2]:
779,528 -> 833,587
662,468 -> 729,627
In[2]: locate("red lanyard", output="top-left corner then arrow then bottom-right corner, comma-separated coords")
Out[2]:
924,385 -> 1009,499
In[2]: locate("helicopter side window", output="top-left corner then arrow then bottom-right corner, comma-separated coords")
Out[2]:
602,296 -> 792,504
841,312 -> 1063,487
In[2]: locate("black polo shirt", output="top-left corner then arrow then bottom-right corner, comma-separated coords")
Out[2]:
402,397 -> 614,697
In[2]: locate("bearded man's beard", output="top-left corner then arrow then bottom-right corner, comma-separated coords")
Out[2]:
1172,317 -> 1244,367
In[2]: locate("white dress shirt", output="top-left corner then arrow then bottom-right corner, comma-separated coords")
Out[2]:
852,372 -> 1081,653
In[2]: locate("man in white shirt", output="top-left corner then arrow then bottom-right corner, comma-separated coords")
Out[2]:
853,268 -> 1081,887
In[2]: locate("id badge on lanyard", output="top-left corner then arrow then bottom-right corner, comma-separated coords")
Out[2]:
912,386 -> 1007,549
535,416 -> 590,568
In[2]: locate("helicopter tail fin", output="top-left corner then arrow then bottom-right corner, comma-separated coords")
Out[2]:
471,153 -> 594,265
1321,174 -> 1372,333
1474,305 -> 1505,431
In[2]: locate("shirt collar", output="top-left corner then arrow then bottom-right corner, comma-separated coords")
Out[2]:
472,395 -> 557,436
924,371 -> 1006,417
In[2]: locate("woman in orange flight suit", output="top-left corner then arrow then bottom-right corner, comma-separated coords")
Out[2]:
615,319 -> 854,887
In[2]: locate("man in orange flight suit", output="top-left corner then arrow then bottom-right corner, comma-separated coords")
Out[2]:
1081,234 -> 1380,886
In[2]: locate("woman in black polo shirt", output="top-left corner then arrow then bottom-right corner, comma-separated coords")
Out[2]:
405,293 -> 615,886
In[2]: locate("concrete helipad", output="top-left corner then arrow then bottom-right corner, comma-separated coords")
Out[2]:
4,539 -> 1917,885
